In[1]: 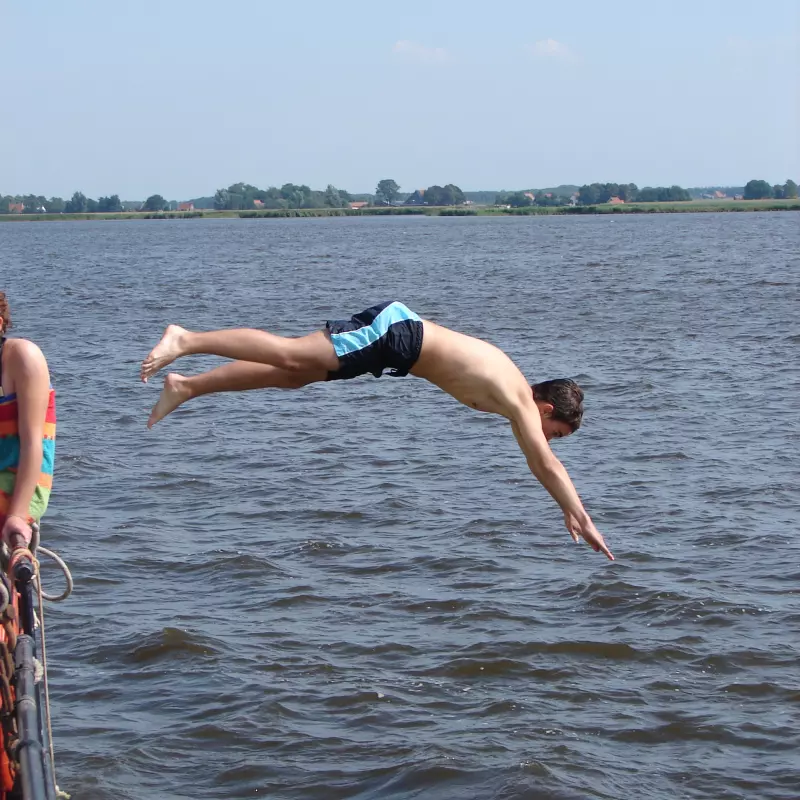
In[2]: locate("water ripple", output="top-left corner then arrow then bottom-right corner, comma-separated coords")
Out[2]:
3,213 -> 799,799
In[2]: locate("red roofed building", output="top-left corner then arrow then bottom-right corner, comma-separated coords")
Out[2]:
178,202 -> 194,212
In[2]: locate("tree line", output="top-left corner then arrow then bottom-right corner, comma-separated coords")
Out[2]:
212,182 -> 357,210
743,179 -> 798,200
4,177 -> 798,215
495,183 -> 693,207
211,180 -> 467,209
1,191 -> 173,214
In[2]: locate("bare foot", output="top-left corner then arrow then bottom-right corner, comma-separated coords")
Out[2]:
141,325 -> 188,383
147,373 -> 192,428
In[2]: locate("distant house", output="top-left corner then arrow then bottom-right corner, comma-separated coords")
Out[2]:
524,192 -> 535,201
713,191 -> 727,199
252,199 -> 264,209
178,202 -> 195,212
8,202 -> 23,214
405,189 -> 426,205
608,196 -> 625,205
569,194 -> 579,206
349,201 -> 368,210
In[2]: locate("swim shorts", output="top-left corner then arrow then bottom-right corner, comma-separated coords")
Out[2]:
325,301 -> 423,380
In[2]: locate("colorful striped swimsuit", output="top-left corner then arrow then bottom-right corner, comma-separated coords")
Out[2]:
0,338 -> 56,523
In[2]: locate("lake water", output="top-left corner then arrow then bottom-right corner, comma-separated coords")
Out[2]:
2,212 -> 799,799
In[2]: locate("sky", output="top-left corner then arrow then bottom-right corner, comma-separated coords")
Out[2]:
1,0 -> 798,199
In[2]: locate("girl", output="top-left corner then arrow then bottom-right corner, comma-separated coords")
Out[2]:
0,292 -> 56,547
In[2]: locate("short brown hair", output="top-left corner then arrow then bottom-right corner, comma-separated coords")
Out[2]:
532,378 -> 584,431
0,292 -> 11,335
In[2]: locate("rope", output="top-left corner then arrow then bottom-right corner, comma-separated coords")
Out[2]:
25,524 -> 72,796
34,547 -> 73,603
35,556 -> 58,797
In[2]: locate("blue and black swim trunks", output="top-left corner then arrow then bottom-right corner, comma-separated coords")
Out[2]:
325,301 -> 423,381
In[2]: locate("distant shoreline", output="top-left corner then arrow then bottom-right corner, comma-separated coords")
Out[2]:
1,198 -> 798,222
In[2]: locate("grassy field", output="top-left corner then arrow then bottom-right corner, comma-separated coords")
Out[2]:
1,199 -> 798,222
481,198 -> 800,215
0,210 -> 213,222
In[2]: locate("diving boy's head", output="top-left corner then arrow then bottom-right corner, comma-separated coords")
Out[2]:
0,292 -> 11,335
532,378 -> 584,441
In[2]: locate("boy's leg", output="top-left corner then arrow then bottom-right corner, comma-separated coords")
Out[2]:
147,360 -> 326,428
141,326 -> 338,382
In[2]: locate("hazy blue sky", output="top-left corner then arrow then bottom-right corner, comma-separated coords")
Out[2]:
2,1 -> 798,199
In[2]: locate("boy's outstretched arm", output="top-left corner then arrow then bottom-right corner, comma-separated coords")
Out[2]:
510,409 -> 614,561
